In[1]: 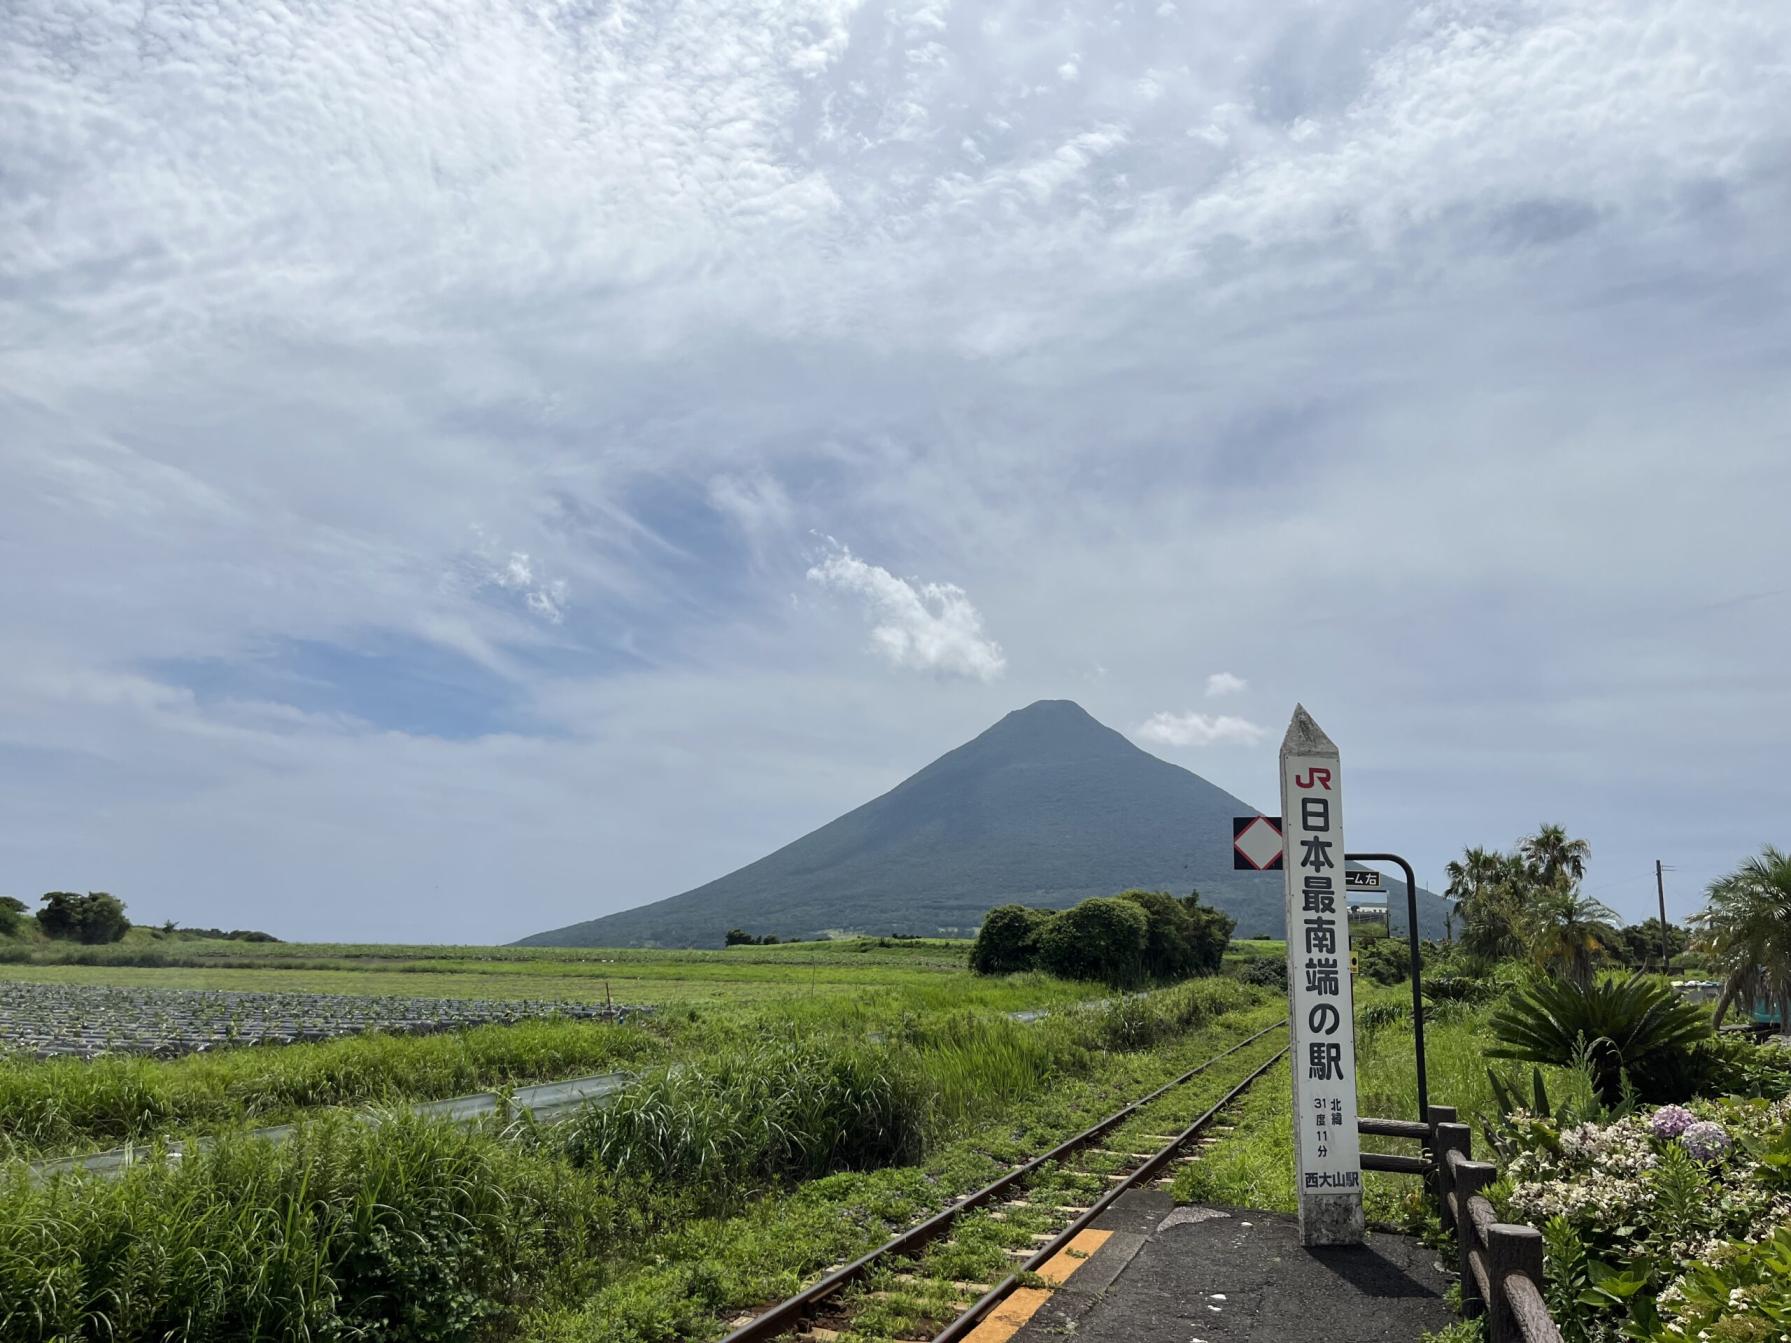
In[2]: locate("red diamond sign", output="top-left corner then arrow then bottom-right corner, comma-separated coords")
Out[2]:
1232,815 -> 1284,870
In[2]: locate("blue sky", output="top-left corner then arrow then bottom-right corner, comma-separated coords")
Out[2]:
2,0 -> 1788,941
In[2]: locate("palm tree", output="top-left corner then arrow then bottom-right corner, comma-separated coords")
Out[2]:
1446,846 -> 1527,965
1519,824 -> 1590,889
1519,883 -> 1619,988
1445,846 -> 1513,903
1692,846 -> 1791,1035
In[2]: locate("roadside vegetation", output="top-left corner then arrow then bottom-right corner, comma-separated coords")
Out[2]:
1174,827 -> 1791,1343
0,929 -> 1270,1341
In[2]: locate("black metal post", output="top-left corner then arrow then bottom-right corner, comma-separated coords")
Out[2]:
1347,851 -> 1429,1124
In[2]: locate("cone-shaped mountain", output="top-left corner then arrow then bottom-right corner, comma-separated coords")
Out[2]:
517,699 -> 1445,947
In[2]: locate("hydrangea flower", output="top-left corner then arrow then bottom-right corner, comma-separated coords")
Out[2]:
1651,1105 -> 1697,1139
1678,1120 -> 1731,1162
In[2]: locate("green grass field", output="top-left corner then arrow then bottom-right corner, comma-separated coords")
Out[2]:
0,935 -> 1021,1005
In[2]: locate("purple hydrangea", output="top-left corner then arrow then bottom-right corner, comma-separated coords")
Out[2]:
1650,1105 -> 1697,1140
1678,1120 -> 1731,1162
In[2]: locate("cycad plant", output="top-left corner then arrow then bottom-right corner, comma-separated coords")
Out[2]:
1692,845 -> 1791,1035
1487,974 -> 1712,1105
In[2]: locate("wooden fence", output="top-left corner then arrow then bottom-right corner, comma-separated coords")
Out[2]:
1358,1106 -> 1564,1343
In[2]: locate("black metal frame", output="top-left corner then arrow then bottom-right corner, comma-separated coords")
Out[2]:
1345,850 -> 1430,1124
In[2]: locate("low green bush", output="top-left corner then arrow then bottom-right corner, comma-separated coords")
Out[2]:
1487,974 -> 1712,1105
1231,956 -> 1287,990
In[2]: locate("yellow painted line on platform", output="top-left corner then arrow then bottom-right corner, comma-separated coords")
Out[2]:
963,1229 -> 1113,1343
1038,1229 -> 1113,1284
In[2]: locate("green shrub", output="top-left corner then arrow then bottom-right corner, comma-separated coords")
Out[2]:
1488,974 -> 1713,1106
1036,897 -> 1149,987
1113,889 -> 1233,980
968,905 -> 1048,975
560,1036 -> 930,1206
1359,937 -> 1412,985
1422,975 -> 1498,1006
0,1113 -> 611,1341
1233,956 -> 1288,991
35,891 -> 130,945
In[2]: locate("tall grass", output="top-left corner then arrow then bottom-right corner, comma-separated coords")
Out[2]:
0,1113 -> 615,1341
563,1036 -> 931,1206
0,1018 -> 659,1158
561,977 -> 1263,1207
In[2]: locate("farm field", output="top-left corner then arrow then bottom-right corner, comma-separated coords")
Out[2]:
0,935 -> 1018,1006
0,981 -> 625,1060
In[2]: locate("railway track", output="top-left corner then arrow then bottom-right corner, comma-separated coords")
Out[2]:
717,1020 -> 1290,1343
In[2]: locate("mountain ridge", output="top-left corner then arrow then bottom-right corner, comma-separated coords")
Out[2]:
517,699 -> 1447,947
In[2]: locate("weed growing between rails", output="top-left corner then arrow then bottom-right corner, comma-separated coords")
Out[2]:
526,1004 -> 1289,1343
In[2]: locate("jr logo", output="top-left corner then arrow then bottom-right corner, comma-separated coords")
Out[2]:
1294,767 -> 1333,791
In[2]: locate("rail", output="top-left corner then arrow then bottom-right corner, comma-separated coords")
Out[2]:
1357,1104 -> 1563,1343
718,1021 -> 1290,1343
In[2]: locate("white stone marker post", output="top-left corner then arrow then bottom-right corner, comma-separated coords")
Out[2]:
1280,704 -> 1365,1246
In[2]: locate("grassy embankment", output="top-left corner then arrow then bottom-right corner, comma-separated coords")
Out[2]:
0,967 -> 1280,1342
1171,979 -> 1502,1226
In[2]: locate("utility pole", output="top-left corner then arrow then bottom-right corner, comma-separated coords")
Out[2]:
1656,860 -> 1670,976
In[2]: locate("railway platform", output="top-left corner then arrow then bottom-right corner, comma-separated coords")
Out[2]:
982,1188 -> 1454,1343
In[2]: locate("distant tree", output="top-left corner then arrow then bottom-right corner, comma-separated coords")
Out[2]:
760,934 -> 779,945
0,896 -> 25,938
1116,890 -> 1201,980
1444,847 -> 1528,965
37,891 -> 130,944
1614,918 -> 1690,969
724,928 -> 754,946
1180,890 -> 1235,976
969,905 -> 1048,975
1518,823 -> 1590,889
1520,884 -> 1618,988
1693,845 -> 1791,1035
1036,897 -> 1149,987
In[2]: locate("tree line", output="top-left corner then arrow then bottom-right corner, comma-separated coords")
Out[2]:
969,888 -> 1234,987
1444,824 -> 1790,1033
0,893 -> 280,946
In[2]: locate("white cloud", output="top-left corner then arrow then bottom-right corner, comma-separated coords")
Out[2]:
709,473 -> 795,541
1205,672 -> 1247,698
806,541 -> 1006,681
1135,711 -> 1267,748
481,544 -> 569,624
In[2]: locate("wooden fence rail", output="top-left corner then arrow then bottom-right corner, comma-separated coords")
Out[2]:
1357,1105 -> 1563,1343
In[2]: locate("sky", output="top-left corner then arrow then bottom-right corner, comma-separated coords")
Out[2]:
3,0 -> 1788,943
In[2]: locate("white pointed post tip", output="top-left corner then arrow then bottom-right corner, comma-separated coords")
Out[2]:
1280,703 -> 1338,759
